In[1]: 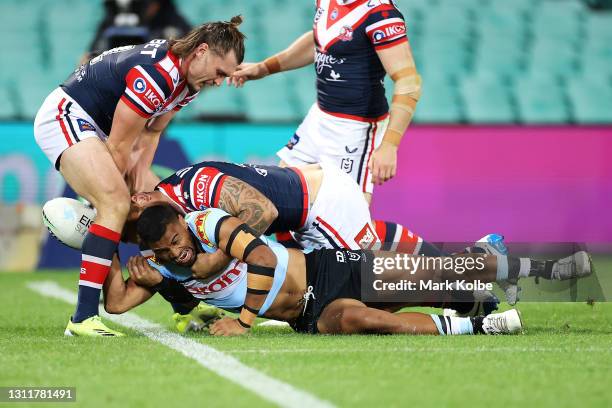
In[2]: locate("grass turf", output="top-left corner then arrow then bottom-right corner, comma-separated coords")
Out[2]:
1,267 -> 611,408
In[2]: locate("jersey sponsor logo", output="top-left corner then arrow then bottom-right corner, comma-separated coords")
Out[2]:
367,19 -> 406,45
184,265 -> 243,296
330,8 -> 339,20
76,118 -> 96,132
190,167 -> 220,210
133,78 -> 147,94
355,224 -> 378,249
194,212 -> 215,250
145,88 -> 162,108
338,25 -> 353,41
315,51 -> 346,74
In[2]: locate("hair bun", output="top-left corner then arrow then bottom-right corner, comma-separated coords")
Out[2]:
229,15 -> 243,27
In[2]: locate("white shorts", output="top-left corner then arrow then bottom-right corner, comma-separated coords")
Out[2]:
293,164 -> 380,251
34,87 -> 107,170
277,104 -> 388,195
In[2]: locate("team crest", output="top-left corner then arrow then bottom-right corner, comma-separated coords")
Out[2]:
194,212 -> 215,249
76,118 -> 96,132
355,224 -> 378,250
341,158 -> 354,173
339,26 -> 353,42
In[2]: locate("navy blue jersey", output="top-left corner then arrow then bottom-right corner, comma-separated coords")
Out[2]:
313,0 -> 408,121
61,39 -> 198,135
156,162 -> 309,234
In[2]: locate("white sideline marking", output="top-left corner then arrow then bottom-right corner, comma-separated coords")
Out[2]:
228,347 -> 612,354
27,281 -> 334,408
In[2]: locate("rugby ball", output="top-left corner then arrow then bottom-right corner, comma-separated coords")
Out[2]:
42,198 -> 97,249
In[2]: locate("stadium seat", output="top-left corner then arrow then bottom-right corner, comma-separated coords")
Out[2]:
459,75 -> 516,123
567,76 -> 612,123
0,83 -> 18,120
290,70 -> 317,118
243,74 -> 299,122
514,75 -> 570,123
413,75 -> 463,123
15,71 -> 59,120
183,85 -> 246,120
528,39 -> 579,77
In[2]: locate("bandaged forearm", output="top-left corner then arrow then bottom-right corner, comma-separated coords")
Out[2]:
217,221 -> 277,328
386,67 -> 422,146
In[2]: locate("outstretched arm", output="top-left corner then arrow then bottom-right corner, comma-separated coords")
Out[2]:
228,31 -> 315,87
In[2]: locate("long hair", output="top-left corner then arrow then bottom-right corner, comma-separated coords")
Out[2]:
170,15 -> 245,63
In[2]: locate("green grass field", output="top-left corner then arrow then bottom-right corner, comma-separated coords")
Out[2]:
1,266 -> 611,408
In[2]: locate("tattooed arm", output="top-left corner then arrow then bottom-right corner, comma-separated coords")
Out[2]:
190,177 -> 278,279
216,176 -> 279,235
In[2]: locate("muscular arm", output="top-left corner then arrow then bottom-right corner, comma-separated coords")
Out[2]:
216,176 -> 279,235
229,31 -> 315,85
102,255 -> 155,314
368,42 -> 422,185
107,100 -> 149,176
126,111 -> 176,193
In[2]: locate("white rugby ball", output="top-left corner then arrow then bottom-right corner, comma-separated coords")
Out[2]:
42,198 -> 97,249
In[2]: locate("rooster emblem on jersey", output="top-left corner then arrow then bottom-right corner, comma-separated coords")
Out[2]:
338,26 -> 353,42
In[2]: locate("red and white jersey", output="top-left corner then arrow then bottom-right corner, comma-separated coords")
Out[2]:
61,39 -> 198,135
313,0 -> 409,121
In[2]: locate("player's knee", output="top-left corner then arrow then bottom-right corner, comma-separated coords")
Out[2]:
96,187 -> 131,219
104,300 -> 127,314
339,308 -> 366,333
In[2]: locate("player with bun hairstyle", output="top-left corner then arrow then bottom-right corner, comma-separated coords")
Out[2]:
33,16 -> 246,337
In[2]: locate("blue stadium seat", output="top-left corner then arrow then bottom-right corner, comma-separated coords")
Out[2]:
243,74 -> 299,122
568,76 -> 612,123
15,70 -> 59,119
183,85 -> 245,119
459,74 -> 516,123
413,74 -> 463,123
514,75 -> 569,123
0,83 -> 18,120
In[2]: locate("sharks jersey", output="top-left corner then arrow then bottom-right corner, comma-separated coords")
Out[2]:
61,39 -> 198,135
313,0 -> 408,121
147,209 -> 289,315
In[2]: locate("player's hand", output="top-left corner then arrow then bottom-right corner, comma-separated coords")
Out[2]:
369,140 -> 398,185
127,256 -> 163,287
209,317 -> 249,336
227,62 -> 269,87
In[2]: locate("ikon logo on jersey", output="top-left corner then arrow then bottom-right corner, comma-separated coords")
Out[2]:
355,224 -> 378,249
144,88 -> 161,108
133,78 -> 147,93
369,23 -> 406,45
190,167 -> 221,209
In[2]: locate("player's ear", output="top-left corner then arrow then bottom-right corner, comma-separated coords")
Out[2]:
177,214 -> 187,228
195,42 -> 209,57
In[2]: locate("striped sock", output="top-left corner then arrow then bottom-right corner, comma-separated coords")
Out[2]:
430,314 -> 475,335
373,220 -> 423,254
72,224 -> 121,323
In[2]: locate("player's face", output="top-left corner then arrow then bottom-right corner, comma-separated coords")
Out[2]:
186,44 -> 238,92
149,216 -> 197,267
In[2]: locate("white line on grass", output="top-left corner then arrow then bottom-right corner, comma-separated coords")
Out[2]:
228,347 -> 612,354
27,281 -> 335,408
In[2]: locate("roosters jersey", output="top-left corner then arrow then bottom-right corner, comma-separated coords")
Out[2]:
147,209 -> 289,315
313,0 -> 408,121
155,162 -> 309,234
61,39 -> 198,135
